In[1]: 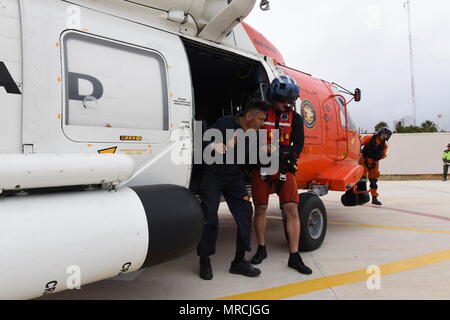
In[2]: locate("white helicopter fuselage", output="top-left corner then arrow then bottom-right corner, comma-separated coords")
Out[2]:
0,0 -> 270,187
0,0 -> 282,299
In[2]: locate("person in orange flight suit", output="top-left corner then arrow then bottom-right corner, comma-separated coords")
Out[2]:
359,127 -> 392,205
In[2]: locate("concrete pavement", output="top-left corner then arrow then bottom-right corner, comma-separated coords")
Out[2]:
41,180 -> 450,300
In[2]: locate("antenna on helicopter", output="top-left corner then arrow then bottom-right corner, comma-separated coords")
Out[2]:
260,0 -> 270,11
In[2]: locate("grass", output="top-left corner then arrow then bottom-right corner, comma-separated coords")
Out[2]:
380,174 -> 444,181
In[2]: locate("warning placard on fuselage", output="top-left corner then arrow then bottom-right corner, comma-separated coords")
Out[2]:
173,98 -> 191,107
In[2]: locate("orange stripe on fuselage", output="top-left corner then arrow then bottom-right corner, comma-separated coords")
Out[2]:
241,22 -> 285,65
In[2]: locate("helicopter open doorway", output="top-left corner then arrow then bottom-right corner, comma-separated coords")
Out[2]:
183,40 -> 270,126
183,40 -> 270,191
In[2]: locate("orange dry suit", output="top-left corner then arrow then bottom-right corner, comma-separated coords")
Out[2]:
359,134 -> 388,197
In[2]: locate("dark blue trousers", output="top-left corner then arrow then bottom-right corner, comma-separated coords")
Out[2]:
196,167 -> 253,257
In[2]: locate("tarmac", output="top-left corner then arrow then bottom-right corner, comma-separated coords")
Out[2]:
41,180 -> 450,300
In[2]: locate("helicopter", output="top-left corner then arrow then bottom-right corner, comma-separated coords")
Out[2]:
0,0 -> 363,299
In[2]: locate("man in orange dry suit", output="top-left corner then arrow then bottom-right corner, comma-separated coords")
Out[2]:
360,127 -> 392,206
250,75 -> 312,275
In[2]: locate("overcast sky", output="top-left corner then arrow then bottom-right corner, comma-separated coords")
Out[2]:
245,0 -> 450,132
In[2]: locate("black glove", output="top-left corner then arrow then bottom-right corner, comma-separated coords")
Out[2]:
371,155 -> 382,161
281,148 -> 298,174
285,157 -> 298,173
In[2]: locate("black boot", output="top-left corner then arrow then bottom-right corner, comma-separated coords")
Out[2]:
250,245 -> 267,265
230,258 -> 261,277
288,252 -> 312,275
372,196 -> 382,205
199,256 -> 213,280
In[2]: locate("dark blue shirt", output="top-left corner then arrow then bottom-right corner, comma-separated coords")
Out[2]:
203,115 -> 249,176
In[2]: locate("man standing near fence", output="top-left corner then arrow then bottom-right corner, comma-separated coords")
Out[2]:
360,127 -> 392,205
442,143 -> 450,181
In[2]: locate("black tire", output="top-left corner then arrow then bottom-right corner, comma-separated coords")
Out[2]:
341,179 -> 370,207
282,192 -> 327,252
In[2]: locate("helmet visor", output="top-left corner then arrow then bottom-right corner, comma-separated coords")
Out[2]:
274,94 -> 296,106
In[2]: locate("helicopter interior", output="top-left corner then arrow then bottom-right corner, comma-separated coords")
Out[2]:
183,39 -> 270,190
183,39 -> 270,126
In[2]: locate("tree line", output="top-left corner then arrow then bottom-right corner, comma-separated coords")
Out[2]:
373,120 -> 443,133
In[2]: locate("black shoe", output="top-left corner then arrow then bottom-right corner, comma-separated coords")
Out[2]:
288,253 -> 312,275
199,257 -> 213,280
372,196 -> 382,206
250,246 -> 267,265
230,259 -> 261,277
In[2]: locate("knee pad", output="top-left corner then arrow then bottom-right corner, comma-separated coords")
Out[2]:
369,179 -> 378,190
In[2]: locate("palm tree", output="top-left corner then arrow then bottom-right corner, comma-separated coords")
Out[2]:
374,121 -> 389,132
421,120 -> 438,132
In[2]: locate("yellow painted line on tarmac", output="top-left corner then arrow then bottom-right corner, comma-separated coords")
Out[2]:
267,215 -> 450,235
329,221 -> 450,235
217,249 -> 450,300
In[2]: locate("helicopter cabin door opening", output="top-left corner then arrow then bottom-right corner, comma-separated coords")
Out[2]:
182,40 -> 270,190
183,40 -> 270,126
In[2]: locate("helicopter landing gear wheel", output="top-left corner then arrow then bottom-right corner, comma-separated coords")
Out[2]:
282,192 -> 327,252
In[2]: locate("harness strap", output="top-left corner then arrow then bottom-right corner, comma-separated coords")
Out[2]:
365,158 -> 377,170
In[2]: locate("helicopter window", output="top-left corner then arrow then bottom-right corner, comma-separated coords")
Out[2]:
63,33 -> 169,131
336,96 -> 357,131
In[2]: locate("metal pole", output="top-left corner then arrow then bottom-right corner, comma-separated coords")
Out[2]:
405,1 -> 417,126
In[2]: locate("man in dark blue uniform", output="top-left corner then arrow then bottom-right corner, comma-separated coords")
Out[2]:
197,99 -> 269,280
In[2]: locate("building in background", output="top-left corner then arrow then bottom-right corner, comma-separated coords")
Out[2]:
393,115 -> 416,130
